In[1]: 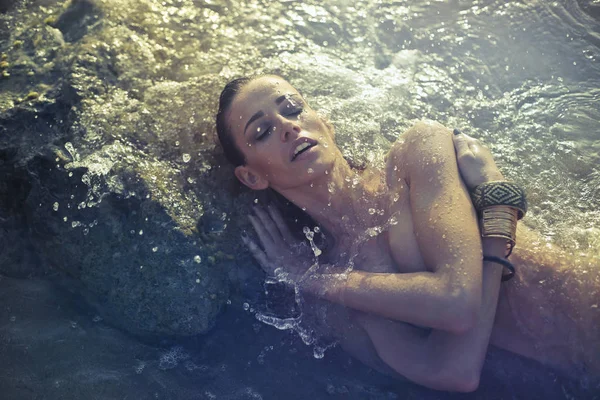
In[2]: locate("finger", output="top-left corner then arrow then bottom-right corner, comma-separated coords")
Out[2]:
452,130 -> 473,159
248,214 -> 274,251
253,206 -> 281,244
467,136 -> 489,154
468,141 -> 482,155
267,205 -> 296,244
242,235 -> 273,273
457,131 -> 486,147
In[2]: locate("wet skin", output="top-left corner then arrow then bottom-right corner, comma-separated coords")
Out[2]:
227,76 -> 600,385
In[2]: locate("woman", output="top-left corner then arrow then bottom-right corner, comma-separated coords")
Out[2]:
215,75 -> 599,392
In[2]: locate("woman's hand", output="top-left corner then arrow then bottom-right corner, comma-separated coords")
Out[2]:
452,129 -> 504,189
242,205 -> 314,283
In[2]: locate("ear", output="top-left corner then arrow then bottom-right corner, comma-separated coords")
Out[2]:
234,165 -> 269,190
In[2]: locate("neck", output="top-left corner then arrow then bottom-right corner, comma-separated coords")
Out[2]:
276,155 -> 384,241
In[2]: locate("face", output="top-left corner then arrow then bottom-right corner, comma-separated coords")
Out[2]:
227,76 -> 338,191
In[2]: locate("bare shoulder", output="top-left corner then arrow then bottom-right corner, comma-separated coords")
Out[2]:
384,120 -> 454,187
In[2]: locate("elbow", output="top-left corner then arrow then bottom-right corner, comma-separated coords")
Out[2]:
428,366 -> 481,393
443,371 -> 481,393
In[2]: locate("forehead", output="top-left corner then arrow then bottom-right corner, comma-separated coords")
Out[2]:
229,76 -> 299,117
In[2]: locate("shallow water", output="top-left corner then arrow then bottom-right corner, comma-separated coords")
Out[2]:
1,0 -> 600,398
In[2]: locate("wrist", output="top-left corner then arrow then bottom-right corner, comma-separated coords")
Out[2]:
482,237 -> 508,257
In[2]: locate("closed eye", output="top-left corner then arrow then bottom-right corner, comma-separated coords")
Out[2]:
255,106 -> 302,141
285,108 -> 302,117
256,126 -> 272,141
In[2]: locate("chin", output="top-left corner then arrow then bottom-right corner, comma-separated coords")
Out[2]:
302,159 -> 335,180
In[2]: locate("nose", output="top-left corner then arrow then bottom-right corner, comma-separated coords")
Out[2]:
280,119 -> 301,142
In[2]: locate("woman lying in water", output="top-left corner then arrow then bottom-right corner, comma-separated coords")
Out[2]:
215,75 -> 600,392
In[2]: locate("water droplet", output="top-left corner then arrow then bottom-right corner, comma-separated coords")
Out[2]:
194,255 -> 202,263
138,230 -> 144,235
182,153 -> 191,163
368,208 -> 376,215
152,247 -> 158,252
53,202 -> 59,211
366,226 -> 382,237
175,141 -> 180,146
314,347 -> 325,358
243,302 -> 250,311
196,278 -> 200,283
307,168 -> 314,174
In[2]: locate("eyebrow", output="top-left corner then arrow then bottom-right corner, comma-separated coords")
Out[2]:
243,93 -> 301,136
243,111 -> 265,136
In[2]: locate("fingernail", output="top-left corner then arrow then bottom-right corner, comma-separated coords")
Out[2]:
453,129 -> 461,136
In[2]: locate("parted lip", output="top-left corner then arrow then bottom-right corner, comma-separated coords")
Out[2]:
290,137 -> 317,161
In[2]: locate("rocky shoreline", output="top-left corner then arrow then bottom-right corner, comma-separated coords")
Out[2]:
1,0 -> 599,398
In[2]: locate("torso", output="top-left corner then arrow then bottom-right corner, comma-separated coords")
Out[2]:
325,145 -> 600,377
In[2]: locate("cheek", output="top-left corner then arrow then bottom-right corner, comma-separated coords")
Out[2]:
301,112 -> 327,132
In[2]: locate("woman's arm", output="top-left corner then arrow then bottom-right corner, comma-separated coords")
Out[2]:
356,237 -> 506,392
301,121 -> 486,332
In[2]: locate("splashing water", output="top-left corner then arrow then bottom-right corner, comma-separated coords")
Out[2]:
303,226 -> 322,257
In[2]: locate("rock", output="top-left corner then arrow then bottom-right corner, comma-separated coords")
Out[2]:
50,0 -> 102,43
0,0 -> 252,337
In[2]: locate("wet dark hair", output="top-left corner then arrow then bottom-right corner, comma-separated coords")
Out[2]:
216,76 -> 254,167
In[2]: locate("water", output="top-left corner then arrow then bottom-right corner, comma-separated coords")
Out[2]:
1,0 -> 600,398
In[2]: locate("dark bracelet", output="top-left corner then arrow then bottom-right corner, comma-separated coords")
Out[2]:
483,255 -> 515,282
471,181 -> 528,220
